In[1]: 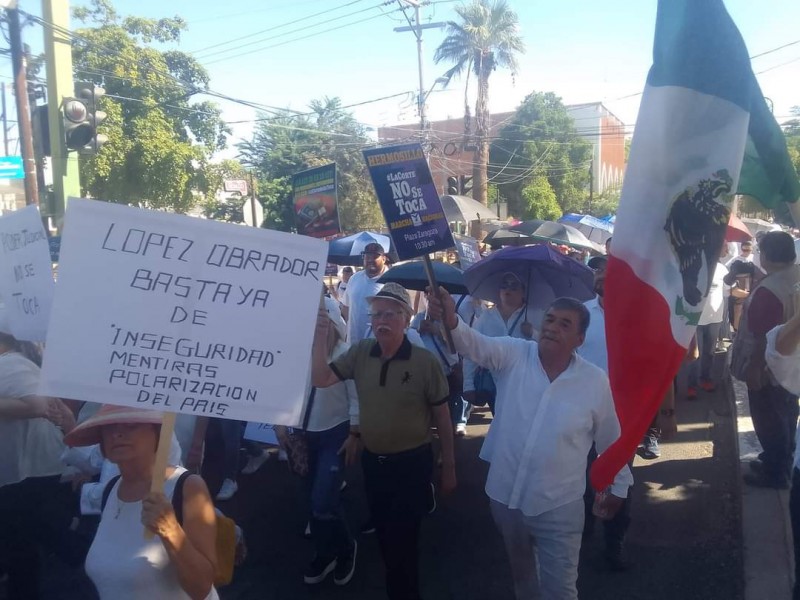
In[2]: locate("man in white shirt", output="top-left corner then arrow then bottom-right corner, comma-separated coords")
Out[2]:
429,291 -> 632,600
335,266 -> 353,301
341,243 -> 389,344
687,261 -> 729,398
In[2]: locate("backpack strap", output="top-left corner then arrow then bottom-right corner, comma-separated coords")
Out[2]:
100,474 -> 122,514
170,471 -> 192,525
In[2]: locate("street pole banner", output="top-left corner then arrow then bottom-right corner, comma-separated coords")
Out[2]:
39,198 -> 327,426
363,143 -> 454,261
0,205 -> 54,341
452,233 -> 482,269
292,163 -> 340,238
243,421 -> 279,446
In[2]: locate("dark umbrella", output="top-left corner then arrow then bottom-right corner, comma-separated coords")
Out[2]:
327,232 -> 398,266
464,244 -> 595,306
378,260 -> 468,295
505,219 -> 546,236
510,220 -> 601,253
483,228 -> 535,249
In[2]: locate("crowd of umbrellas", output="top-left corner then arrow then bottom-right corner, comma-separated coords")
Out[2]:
324,207 -> 773,313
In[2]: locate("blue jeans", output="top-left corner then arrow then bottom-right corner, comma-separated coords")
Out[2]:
306,421 -> 352,559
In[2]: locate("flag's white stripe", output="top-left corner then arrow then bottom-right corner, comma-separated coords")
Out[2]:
613,84 -> 749,346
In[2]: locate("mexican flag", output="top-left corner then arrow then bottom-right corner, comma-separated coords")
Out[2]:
590,0 -> 800,490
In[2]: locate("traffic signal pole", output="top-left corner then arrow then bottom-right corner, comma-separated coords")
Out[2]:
8,6 -> 39,205
42,0 -> 80,224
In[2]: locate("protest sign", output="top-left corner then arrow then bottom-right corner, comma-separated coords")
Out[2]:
292,164 -> 340,238
243,421 -> 280,446
0,205 -> 55,341
363,143 -> 454,261
39,199 -> 328,426
452,233 -> 482,269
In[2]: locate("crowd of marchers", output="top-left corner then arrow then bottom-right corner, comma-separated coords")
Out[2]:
2,230 -> 800,600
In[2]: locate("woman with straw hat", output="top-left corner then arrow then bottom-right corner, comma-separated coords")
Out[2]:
65,405 -> 218,600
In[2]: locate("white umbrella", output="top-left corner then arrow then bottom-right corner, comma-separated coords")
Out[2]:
441,194 -> 500,222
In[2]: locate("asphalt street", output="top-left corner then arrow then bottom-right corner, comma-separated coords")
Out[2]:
16,382 -> 743,600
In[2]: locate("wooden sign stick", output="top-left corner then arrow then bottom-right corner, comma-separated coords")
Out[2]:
144,411 -> 177,539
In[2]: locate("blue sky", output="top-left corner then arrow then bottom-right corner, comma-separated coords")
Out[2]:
19,0 -> 800,157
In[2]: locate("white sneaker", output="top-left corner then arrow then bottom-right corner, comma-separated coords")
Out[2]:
455,423 -> 467,437
216,478 -> 238,501
241,450 -> 270,475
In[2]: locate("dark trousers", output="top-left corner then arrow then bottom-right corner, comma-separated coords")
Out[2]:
749,384 -> 799,481
583,447 -> 632,550
0,476 -> 79,600
790,469 -> 800,599
217,418 -> 246,480
306,421 -> 353,560
362,444 -> 433,600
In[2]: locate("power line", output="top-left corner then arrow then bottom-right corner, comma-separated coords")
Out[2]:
190,0 -> 375,57
202,6 -> 405,66
185,0 -> 330,26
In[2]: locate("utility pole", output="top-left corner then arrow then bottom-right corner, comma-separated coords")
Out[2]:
42,0 -> 81,225
8,6 -> 39,205
393,1 -> 445,141
1,82 -> 8,155
588,157 -> 594,213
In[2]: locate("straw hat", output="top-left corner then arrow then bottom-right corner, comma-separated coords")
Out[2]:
64,404 -> 166,447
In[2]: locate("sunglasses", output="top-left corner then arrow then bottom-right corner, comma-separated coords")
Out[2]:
499,281 -> 522,291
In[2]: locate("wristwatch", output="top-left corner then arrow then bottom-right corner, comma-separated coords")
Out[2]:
660,408 -> 675,417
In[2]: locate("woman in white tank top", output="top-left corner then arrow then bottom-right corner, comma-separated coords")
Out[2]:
65,405 -> 218,600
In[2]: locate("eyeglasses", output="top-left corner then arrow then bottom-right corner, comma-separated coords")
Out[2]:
499,281 -> 522,291
369,310 -> 402,321
741,248 -> 752,253
362,251 -> 383,259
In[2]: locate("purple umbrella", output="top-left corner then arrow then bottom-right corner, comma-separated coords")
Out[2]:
464,244 -> 595,307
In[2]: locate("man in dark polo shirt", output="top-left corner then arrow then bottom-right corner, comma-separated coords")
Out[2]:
312,282 -> 456,600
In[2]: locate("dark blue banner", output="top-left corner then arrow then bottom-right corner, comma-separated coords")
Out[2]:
363,143 -> 454,261
452,233 -> 482,269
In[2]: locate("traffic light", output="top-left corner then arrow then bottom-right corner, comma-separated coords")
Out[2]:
446,176 -> 459,195
459,174 -> 473,196
63,82 -> 107,153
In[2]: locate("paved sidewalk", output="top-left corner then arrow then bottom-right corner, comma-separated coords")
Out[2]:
734,377 -> 795,599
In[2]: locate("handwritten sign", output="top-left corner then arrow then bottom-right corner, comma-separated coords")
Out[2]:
452,233 -> 482,269
363,143 -> 454,261
0,205 -> 54,341
39,199 -> 327,426
243,421 -> 279,446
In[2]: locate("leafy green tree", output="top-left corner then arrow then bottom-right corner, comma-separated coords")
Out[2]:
489,91 -> 592,217
237,97 -> 383,232
72,0 -> 229,212
521,176 -> 561,220
434,0 -> 525,205
196,159 -> 252,223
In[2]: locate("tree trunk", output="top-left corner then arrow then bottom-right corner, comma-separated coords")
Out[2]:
473,66 -> 490,206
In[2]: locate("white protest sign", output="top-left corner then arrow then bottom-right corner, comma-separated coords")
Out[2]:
243,421 -> 279,446
40,199 -> 327,425
0,205 -> 54,341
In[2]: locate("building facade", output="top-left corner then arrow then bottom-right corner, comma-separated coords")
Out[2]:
377,101 -> 626,199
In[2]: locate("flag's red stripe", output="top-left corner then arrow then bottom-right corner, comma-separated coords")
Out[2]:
589,256 -> 686,491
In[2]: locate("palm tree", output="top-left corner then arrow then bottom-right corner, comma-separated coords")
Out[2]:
434,0 -> 525,205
